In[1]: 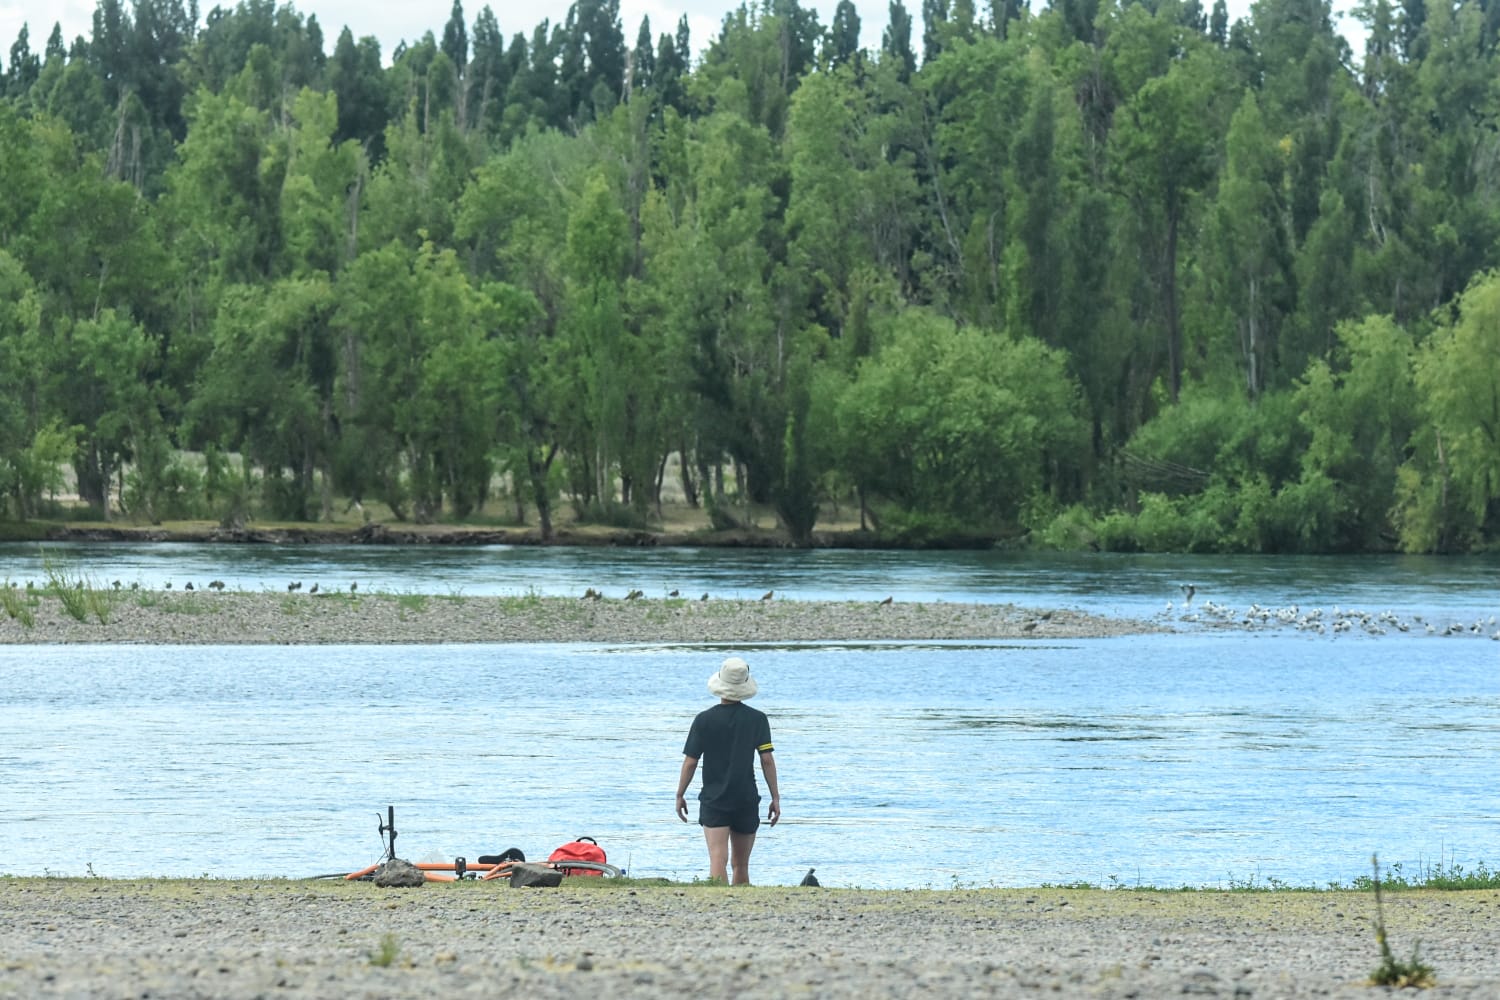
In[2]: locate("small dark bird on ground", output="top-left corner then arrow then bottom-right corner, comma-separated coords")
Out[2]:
669,589 -> 680,597
184,582 -> 194,591
350,582 -> 358,593
879,596 -> 893,606
761,590 -> 775,601
626,589 -> 643,600
700,593 -> 709,601
800,868 -> 820,887
1022,621 -> 1038,632
112,580 -> 121,590
288,581 -> 301,592
309,583 -> 319,594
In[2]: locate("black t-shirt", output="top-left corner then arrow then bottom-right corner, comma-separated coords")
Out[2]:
683,702 -> 774,811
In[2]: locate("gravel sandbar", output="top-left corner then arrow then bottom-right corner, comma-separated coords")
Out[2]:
0,591 -> 1159,645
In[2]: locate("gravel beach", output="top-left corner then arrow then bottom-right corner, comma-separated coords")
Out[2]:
3,878 -> 1498,999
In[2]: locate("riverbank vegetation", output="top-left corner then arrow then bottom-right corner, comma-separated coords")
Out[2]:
2,0 -> 1498,553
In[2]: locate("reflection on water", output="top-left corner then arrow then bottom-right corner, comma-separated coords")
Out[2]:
3,633 -> 1496,889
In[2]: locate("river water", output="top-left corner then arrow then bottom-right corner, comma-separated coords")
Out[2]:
2,543 -> 1496,889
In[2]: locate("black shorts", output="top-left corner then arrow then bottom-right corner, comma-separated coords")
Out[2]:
699,801 -> 761,835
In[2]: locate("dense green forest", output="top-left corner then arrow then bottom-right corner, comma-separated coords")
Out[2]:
1,0 -> 1497,552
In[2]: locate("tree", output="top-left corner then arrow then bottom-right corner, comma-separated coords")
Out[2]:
923,0 -> 949,64
1396,272 -> 1500,551
1110,46 -> 1224,403
7,23 -> 41,97
360,95 -> 475,252
157,86 -> 281,290
190,277 -> 337,521
0,250 -> 62,520
630,16 -> 655,96
882,1 -> 916,81
1291,314 -> 1417,550
1202,91 -> 1293,397
562,169 -> 637,512
829,1 -> 862,67
834,312 -> 1088,535
467,6 -> 510,133
654,17 -> 690,113
277,88 -> 366,279
455,129 -> 588,537
55,310 -> 164,520
441,1 -> 469,71
331,240 -> 505,521
328,29 -> 391,157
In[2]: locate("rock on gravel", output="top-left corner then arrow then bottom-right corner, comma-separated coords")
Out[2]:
2,879 -> 1497,998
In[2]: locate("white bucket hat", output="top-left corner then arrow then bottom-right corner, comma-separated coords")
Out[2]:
707,656 -> 758,701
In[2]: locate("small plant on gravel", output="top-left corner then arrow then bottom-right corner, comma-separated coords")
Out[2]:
395,592 -> 428,613
498,590 -> 545,611
158,595 -> 214,616
1351,855 -> 1500,891
1366,855 -> 1436,988
84,586 -> 119,624
42,552 -> 118,624
368,933 -> 401,967
1,580 -> 37,627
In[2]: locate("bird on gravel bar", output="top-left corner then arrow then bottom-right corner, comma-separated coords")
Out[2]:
800,868 -> 820,887
761,590 -> 775,601
879,596 -> 893,606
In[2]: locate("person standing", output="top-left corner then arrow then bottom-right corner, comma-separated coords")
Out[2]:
676,656 -> 780,884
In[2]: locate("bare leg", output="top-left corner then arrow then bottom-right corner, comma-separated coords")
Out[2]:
703,826 -> 730,882
729,830 -> 757,885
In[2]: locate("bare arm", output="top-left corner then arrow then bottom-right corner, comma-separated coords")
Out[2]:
675,755 -> 699,822
760,750 -> 780,826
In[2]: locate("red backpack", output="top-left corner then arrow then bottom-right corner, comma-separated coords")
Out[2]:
548,836 -> 607,876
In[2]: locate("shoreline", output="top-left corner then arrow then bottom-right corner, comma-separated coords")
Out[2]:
0,591 -> 1164,645
3,879 -> 1496,998
6,518 -> 988,550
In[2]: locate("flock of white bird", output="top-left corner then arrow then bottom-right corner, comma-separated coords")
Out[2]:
1160,587 -> 1500,639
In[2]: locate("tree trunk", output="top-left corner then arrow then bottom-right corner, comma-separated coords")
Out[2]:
1164,206 -> 1182,404
678,447 -> 698,507
528,445 -> 557,541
